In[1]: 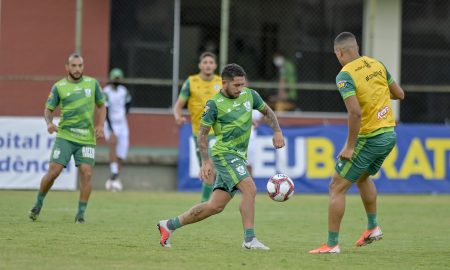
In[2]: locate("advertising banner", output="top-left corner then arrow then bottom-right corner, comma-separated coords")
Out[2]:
178,124 -> 450,194
0,117 -> 77,190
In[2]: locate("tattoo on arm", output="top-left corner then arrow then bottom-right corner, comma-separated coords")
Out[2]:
261,105 -> 281,132
44,109 -> 54,125
198,124 -> 211,162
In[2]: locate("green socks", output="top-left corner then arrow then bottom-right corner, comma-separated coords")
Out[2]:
327,231 -> 339,247
244,228 -> 255,242
201,182 -> 213,202
77,201 -> 87,217
167,217 -> 182,230
367,213 -> 378,229
35,191 -> 47,207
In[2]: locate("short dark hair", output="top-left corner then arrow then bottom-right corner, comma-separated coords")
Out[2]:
334,32 -> 356,45
199,51 -> 217,62
221,63 -> 246,80
66,53 -> 83,64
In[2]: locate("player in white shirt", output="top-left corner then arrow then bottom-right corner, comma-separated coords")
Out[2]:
104,68 -> 132,191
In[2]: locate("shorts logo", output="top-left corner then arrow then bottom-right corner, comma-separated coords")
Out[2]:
53,148 -> 61,159
236,165 -> 246,176
84,88 -> 92,97
82,147 -> 95,159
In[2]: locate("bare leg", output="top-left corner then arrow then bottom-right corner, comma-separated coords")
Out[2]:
236,177 -> 257,229
179,189 -> 232,225
39,162 -> 64,193
78,164 -> 93,202
356,172 -> 377,214
328,173 -> 353,232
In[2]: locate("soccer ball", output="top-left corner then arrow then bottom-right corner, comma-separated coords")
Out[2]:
266,174 -> 295,202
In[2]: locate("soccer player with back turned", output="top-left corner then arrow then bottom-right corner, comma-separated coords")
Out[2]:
309,32 -> 405,254
29,53 -> 106,224
158,63 -> 285,250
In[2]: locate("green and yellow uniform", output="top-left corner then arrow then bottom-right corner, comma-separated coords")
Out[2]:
179,74 -> 222,162
335,56 -> 397,182
46,76 -> 105,166
201,88 -> 266,196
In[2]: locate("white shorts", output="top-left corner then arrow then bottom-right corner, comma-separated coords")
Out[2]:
104,122 -> 129,160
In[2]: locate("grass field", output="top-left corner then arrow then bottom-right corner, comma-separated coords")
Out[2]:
1,191 -> 449,270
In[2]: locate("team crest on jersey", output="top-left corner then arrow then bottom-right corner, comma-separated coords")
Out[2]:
84,88 -> 92,97
236,165 -> 246,176
243,101 -> 251,112
214,85 -> 220,91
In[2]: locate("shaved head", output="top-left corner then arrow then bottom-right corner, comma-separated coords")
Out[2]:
334,32 -> 358,51
66,53 -> 83,64
333,32 -> 360,66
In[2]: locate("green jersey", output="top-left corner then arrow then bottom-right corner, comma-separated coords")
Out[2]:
200,87 -> 266,160
46,76 -> 105,145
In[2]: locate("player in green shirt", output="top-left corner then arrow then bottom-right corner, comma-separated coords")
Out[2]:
158,63 -> 285,250
29,53 -> 106,224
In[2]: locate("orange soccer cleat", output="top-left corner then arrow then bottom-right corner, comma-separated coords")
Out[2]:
355,226 -> 383,247
308,243 -> 340,254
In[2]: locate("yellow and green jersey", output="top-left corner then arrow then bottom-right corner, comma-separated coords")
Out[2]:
336,56 -> 395,137
200,87 -> 266,160
179,74 -> 222,135
46,76 -> 105,145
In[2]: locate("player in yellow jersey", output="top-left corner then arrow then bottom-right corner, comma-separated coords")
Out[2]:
309,32 -> 405,254
173,52 -> 222,202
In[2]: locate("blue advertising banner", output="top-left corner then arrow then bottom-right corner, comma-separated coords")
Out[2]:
178,124 -> 450,194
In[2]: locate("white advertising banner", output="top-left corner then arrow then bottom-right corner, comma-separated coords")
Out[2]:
0,117 -> 77,190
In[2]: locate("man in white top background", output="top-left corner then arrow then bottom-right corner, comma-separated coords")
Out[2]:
104,68 -> 132,191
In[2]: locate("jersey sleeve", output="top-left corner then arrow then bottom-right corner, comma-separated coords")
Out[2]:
95,80 -> 106,105
46,85 -> 60,110
336,71 -> 356,100
380,62 -> 394,85
200,100 -> 217,127
125,88 -> 132,103
251,89 -> 266,111
178,79 -> 190,101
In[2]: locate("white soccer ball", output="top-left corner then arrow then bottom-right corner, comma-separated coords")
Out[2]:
266,174 -> 295,202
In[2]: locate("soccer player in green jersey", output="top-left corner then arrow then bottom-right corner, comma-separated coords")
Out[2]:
29,53 -> 106,224
158,63 -> 285,250
309,32 -> 405,254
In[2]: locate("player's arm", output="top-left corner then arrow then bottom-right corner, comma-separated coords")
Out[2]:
260,104 -> 285,149
173,98 -> 187,125
198,124 -> 213,181
45,85 -> 60,134
382,63 -> 405,100
173,79 -> 190,125
389,81 -> 405,100
336,72 -> 360,160
341,95 -> 361,160
44,108 -> 58,134
94,81 -> 106,139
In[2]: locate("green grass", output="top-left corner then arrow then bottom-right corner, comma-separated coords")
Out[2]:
1,191 -> 449,270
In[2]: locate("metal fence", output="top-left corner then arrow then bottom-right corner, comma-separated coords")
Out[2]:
109,0 -> 450,123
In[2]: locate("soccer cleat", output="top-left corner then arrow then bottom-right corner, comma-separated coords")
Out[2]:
355,226 -> 383,247
111,179 -> 123,192
75,215 -> 85,224
242,238 -> 270,250
29,206 -> 41,221
157,220 -> 173,248
105,179 -> 113,191
309,243 -> 341,254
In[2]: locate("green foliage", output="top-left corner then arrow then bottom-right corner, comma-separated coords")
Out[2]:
1,191 -> 449,270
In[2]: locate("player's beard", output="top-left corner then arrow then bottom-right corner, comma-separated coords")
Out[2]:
223,86 -> 239,99
68,71 -> 83,81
